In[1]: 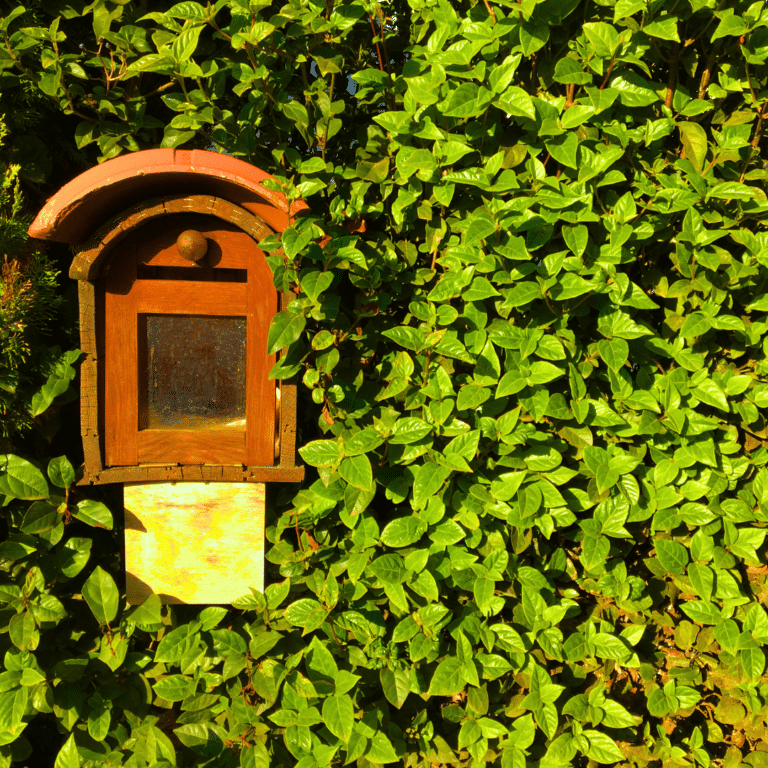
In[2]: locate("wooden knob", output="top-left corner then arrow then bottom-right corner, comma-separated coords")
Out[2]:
176,230 -> 208,262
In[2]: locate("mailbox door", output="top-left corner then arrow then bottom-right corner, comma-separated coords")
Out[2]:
103,214 -> 277,467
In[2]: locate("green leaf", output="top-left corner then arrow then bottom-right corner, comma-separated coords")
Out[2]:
647,688 -> 671,716
680,600 -> 722,625
679,122 -> 708,172
711,13 -> 749,41
546,133 -> 579,170
598,338 -> 629,373
82,566 -> 119,625
322,694 -> 354,743
679,312 -> 711,339
741,646 -> 766,681
583,22 -> 620,57
9,611 -> 35,650
368,554 -> 406,585
693,379 -> 728,411
340,454 -> 373,492
54,733 -> 80,768
563,225 -> 589,258
382,326 -> 425,352
72,499 -> 113,530
591,633 -> 631,662
497,86 -> 536,120
412,463 -> 451,509
381,517 -> 426,547
167,2 -> 208,20
171,25 -> 203,62
154,675 -> 197,702
496,369 -> 527,397
643,16 -> 680,42
584,730 -> 627,763
504,282 -> 542,308
267,312 -> 306,354
520,18 -> 549,57
57,537 -> 92,578
442,83 -> 492,118
0,455 -> 48,500
595,465 -> 619,494
47,455 -> 75,488
154,623 -> 201,662
474,577 -> 495,612
21,501 -> 59,534
285,598 -> 324,627
428,657 -> 464,696
389,418 -> 432,444
380,667 -> 410,709
612,73 -> 660,107
365,731 -> 401,764
656,539 -> 689,575
298,439 -> 340,467
128,593 -> 163,626
707,182 -> 757,201
457,382 -> 491,410
687,564 -> 714,602
301,270 -> 334,302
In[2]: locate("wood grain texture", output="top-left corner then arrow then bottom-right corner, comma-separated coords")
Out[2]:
73,194 -> 303,481
124,481 -> 265,604
136,213 -> 254,270
70,196 -> 270,280
280,382 -> 298,468
77,464 -> 304,485
133,279 -> 246,315
104,233 -> 138,466
78,281 -> 100,468
70,199 -> 166,281
245,244 -> 277,466
137,430 -> 245,464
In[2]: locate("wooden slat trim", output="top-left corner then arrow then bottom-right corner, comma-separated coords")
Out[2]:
244,249 -> 277,466
104,235 -> 138,466
133,280 -> 246,316
277,290 -> 299,469
73,194 -> 304,481
78,464 -> 305,485
70,195 -> 272,281
137,430 -> 245,464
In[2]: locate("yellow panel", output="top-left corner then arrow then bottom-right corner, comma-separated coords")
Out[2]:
124,481 -> 265,604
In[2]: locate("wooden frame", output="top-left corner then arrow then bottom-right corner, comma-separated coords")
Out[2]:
73,195 -> 303,485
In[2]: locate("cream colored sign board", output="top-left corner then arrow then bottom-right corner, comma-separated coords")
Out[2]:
124,481 -> 265,604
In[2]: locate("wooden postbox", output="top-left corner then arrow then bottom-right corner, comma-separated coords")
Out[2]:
28,149 -> 305,604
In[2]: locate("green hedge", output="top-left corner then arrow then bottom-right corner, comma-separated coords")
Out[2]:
1,0 -> 768,766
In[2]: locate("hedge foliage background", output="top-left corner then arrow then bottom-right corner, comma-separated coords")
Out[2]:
1,0 -> 768,765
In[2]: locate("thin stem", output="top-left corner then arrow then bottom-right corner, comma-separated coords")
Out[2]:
745,61 -> 761,110
599,56 -> 616,90
544,294 -> 561,316
697,46 -> 718,99
177,75 -> 190,102
665,43 -> 679,109
482,0 -> 497,25
368,13 -> 385,73
142,80 -> 176,99
321,72 -> 335,162
208,18 -> 232,41
701,154 -> 720,177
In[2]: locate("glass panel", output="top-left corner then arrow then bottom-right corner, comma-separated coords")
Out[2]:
140,315 -> 246,430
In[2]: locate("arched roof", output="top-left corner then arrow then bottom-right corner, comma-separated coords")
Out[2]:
28,148 -> 308,244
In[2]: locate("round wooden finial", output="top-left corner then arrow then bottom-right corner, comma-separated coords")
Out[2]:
176,229 -> 208,261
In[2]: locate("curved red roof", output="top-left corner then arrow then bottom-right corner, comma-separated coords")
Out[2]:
28,148 -> 308,243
